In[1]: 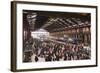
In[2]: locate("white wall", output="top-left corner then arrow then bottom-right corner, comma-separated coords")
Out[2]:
0,0 -> 99,73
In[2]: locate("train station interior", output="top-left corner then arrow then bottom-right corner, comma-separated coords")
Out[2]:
23,10 -> 91,62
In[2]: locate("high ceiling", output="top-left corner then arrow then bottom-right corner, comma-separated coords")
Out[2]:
23,10 -> 91,32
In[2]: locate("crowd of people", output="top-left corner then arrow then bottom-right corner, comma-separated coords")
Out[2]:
23,38 -> 91,62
